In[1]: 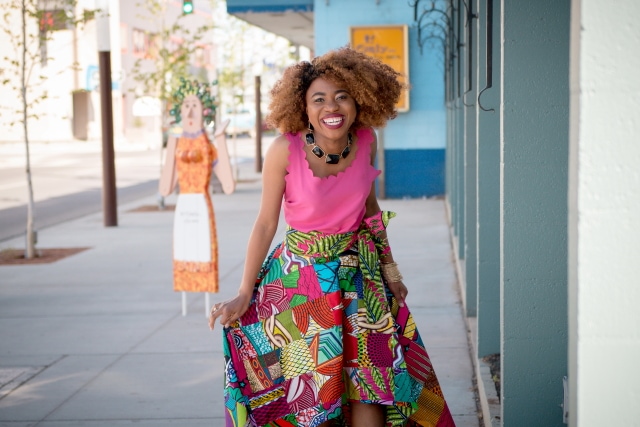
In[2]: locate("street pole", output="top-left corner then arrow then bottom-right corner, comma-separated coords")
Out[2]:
254,75 -> 262,172
96,0 -> 117,226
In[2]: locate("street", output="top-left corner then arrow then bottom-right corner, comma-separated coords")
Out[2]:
0,140 -> 163,242
0,135 -> 266,242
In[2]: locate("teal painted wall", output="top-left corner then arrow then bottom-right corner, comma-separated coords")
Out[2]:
463,2 -> 478,317
500,1 -> 569,425
475,0 -> 500,358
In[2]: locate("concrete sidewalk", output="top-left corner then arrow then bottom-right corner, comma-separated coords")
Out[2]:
0,174 -> 479,426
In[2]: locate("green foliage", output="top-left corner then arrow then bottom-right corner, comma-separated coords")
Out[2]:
213,13 -> 251,113
129,0 -> 214,113
217,66 -> 244,109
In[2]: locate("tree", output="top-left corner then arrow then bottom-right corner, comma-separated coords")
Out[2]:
211,3 -> 299,123
214,16 -> 249,116
129,0 -> 214,138
128,0 -> 215,207
0,0 -> 94,258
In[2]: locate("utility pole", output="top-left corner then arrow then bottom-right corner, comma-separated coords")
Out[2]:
254,75 -> 262,172
96,0 -> 117,226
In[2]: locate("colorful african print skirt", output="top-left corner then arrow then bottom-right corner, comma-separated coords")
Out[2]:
222,212 -> 455,427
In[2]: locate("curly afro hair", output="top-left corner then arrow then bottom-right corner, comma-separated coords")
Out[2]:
266,46 -> 407,134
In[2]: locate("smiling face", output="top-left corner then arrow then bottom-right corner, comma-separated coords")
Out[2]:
305,77 -> 357,144
180,94 -> 204,133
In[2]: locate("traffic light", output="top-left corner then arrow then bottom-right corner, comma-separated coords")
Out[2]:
182,0 -> 193,14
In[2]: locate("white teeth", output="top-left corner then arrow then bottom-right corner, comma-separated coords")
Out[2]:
322,117 -> 343,125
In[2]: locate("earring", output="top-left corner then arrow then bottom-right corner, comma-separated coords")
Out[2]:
305,121 -> 314,145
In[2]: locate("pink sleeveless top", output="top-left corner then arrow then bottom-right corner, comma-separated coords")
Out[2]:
283,127 -> 381,233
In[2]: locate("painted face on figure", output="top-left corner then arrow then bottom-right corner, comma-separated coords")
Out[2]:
305,77 -> 357,143
181,94 -> 203,134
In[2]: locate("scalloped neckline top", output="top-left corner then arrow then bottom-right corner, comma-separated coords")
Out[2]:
286,129 -> 372,182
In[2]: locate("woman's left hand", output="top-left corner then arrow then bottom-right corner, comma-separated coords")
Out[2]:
387,280 -> 408,307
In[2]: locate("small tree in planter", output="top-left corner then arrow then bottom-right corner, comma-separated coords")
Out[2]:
0,0 -> 95,258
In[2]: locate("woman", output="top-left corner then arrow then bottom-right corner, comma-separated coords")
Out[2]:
209,47 -> 455,427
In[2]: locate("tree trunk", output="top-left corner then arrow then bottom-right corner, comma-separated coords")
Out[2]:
157,99 -> 169,209
22,0 -> 36,259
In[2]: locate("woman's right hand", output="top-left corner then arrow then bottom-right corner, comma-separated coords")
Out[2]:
208,291 -> 252,330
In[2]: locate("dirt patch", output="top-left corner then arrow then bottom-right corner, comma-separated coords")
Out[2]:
0,247 -> 90,266
128,204 -> 176,213
482,353 -> 501,399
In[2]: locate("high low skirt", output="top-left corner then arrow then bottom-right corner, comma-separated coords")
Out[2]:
222,212 -> 455,427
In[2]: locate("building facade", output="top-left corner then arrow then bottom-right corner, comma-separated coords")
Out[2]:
0,0 -> 215,146
445,0 -> 640,426
228,0 -> 447,198
227,1 -> 640,426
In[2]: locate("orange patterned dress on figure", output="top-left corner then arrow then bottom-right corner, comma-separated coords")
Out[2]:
172,129 -> 219,293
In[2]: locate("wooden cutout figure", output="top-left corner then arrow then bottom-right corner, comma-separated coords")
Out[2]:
159,79 -> 234,297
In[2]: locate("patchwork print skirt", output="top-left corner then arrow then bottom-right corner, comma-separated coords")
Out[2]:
222,212 -> 455,427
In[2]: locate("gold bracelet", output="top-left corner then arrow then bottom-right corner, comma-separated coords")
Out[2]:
380,261 -> 403,282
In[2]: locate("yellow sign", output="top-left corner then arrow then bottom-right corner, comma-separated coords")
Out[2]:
350,25 -> 409,112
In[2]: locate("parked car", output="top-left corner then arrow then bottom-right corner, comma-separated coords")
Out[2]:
223,110 -> 256,138
222,110 -> 273,138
